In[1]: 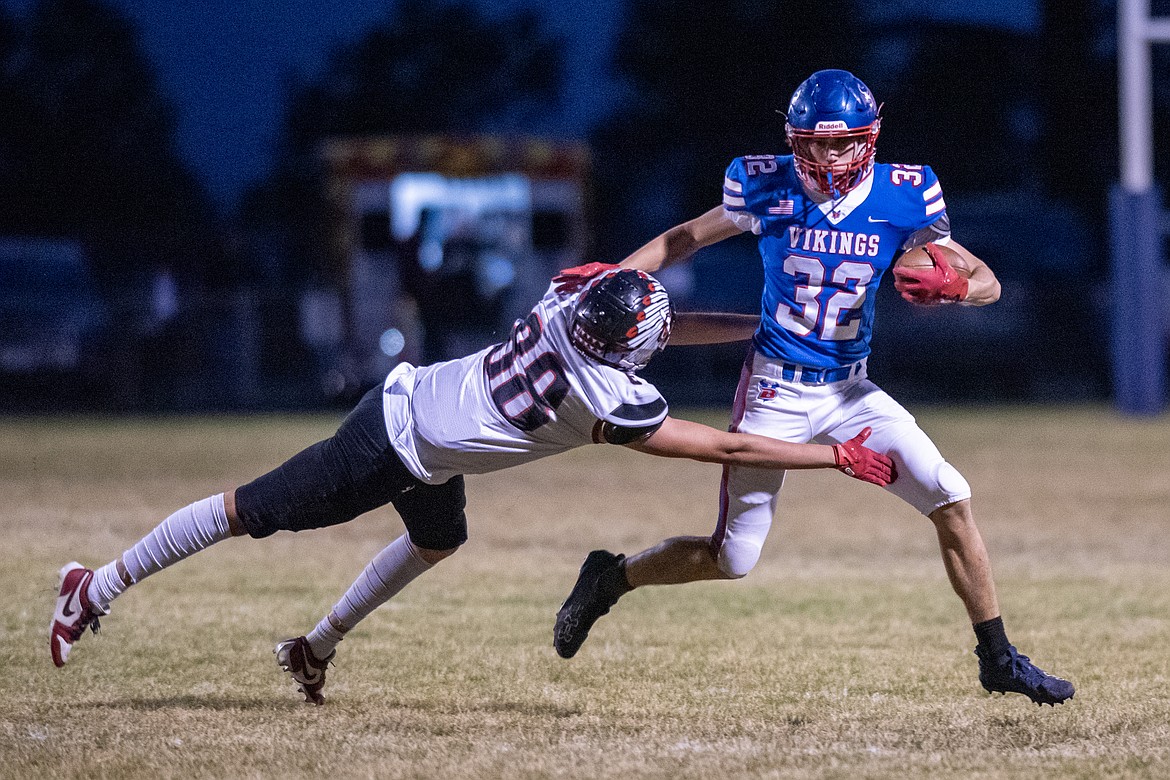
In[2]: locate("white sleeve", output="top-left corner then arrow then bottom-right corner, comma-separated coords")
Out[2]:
597,377 -> 668,428
724,206 -> 762,235
560,345 -> 668,429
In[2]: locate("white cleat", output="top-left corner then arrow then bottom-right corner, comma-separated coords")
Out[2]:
50,562 -> 107,667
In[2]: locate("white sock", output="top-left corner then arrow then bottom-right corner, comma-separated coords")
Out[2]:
306,535 -> 432,659
87,494 -> 231,609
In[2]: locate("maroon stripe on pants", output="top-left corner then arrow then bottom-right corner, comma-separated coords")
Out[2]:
711,344 -> 755,553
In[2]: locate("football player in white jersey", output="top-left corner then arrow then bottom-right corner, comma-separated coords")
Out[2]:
552,71 -> 1073,706
49,269 -> 896,704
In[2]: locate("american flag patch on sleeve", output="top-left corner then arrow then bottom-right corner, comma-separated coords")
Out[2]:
767,200 -> 794,215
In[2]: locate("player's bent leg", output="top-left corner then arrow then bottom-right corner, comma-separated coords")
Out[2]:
929,500 -> 999,623
278,476 -> 468,703
624,536 -> 731,587
714,464 -> 785,578
278,537 -> 462,705
713,353 -> 806,579
825,388 -> 1074,704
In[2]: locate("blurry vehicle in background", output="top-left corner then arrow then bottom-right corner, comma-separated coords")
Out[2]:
0,238 -> 108,407
311,135 -> 590,400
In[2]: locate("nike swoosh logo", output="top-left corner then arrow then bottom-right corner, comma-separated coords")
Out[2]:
867,217 -> 889,223
59,573 -> 85,617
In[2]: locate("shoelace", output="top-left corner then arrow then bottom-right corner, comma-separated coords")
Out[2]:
1006,648 -> 1048,686
300,646 -> 334,675
63,611 -> 100,641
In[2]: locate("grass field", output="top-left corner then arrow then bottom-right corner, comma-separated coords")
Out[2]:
3,407 -> 1169,779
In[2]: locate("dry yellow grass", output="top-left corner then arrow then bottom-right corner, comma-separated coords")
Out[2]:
2,407 -> 1169,778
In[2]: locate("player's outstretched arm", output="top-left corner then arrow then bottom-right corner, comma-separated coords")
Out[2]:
628,418 -> 896,486
669,312 -> 760,346
553,207 -> 744,291
621,206 -> 745,273
946,239 -> 1001,306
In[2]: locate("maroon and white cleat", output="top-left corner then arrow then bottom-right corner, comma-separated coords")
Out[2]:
275,636 -> 335,705
50,562 -> 107,668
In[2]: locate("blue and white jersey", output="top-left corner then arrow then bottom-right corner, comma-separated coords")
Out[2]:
723,154 -> 949,368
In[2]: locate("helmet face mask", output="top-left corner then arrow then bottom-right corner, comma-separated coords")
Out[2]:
568,270 -> 672,373
785,69 -> 881,197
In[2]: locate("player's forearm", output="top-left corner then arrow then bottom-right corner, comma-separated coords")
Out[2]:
621,227 -> 698,273
714,434 -> 837,470
622,206 -> 741,273
634,417 -> 835,470
960,267 -> 1000,306
669,312 -> 760,346
948,239 -> 1001,306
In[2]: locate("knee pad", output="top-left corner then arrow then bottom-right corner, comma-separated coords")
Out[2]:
715,537 -> 760,579
881,424 -> 973,515
936,461 -> 971,500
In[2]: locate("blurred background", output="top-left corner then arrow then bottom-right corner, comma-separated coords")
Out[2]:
0,0 -> 1167,413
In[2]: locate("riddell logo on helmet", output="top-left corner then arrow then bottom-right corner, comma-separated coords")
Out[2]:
814,121 -> 848,131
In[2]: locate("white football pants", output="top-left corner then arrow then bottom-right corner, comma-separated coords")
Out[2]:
714,350 -> 971,578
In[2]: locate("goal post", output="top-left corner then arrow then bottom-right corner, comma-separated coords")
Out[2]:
1113,0 -> 1170,415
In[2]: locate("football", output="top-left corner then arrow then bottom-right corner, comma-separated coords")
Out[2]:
894,243 -> 973,277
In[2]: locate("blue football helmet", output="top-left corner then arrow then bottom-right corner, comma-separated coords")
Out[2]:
785,69 -> 881,197
569,269 -> 673,373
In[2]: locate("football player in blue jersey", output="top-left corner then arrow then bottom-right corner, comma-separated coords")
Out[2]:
553,70 -> 1074,706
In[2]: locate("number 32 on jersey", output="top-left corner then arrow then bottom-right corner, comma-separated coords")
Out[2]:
775,254 -> 873,341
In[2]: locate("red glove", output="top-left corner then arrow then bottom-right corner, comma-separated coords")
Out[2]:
553,262 -> 620,295
892,243 -> 969,305
832,427 -> 897,486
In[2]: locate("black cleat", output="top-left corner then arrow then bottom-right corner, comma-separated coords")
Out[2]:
275,636 -> 335,705
554,550 -> 629,659
976,644 -> 1075,706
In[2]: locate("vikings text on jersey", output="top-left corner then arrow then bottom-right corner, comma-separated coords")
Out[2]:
723,154 -> 949,368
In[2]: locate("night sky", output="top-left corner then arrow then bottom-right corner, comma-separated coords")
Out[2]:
2,0 -> 1035,208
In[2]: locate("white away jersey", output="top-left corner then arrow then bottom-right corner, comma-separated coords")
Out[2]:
382,283 -> 669,484
722,154 -> 950,368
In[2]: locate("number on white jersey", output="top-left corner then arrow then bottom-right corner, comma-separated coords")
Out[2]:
484,312 -> 570,431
